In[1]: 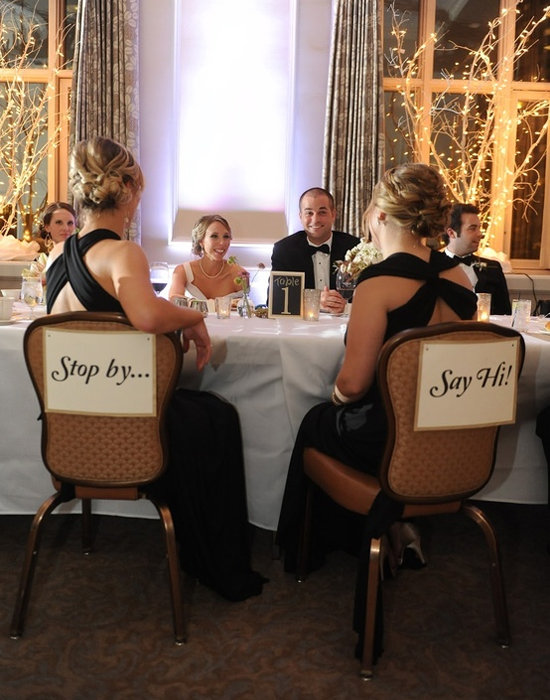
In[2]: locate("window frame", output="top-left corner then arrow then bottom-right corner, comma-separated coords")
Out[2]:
382,0 -> 550,269
0,0 -> 73,236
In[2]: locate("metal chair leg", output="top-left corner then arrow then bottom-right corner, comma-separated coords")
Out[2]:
10,492 -> 65,639
81,498 -> 93,554
462,502 -> 510,647
360,537 -> 381,679
149,495 -> 187,645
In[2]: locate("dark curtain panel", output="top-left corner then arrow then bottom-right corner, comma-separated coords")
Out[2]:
323,0 -> 384,237
71,0 -> 140,241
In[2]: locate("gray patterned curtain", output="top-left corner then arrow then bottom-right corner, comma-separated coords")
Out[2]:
323,0 -> 384,237
71,0 -> 140,241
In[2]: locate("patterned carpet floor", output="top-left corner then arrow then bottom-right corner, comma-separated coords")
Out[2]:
0,501 -> 548,699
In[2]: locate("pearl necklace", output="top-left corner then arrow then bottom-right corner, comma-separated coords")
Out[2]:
199,258 -> 225,279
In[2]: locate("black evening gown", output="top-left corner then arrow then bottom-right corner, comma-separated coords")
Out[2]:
277,250 -> 477,658
47,230 -> 266,601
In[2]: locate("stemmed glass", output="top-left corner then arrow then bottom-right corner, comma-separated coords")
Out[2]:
150,261 -> 170,296
21,276 -> 43,319
335,270 -> 356,302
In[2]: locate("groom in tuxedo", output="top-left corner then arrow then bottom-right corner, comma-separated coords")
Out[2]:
444,203 -> 511,315
270,187 -> 358,314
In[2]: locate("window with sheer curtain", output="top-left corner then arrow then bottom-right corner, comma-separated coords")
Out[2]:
0,0 -> 75,239
383,0 -> 550,269
172,0 -> 291,244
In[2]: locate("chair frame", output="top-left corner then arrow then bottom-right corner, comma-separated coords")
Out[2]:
10,312 -> 186,644
298,321 -> 525,678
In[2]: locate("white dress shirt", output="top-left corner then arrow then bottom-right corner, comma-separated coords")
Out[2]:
310,235 -> 333,290
444,248 -> 477,289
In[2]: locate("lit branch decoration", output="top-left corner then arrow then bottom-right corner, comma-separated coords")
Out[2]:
0,3 -> 66,239
385,3 -> 550,249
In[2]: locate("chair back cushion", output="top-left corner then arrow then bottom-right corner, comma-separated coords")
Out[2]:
24,312 -> 182,487
376,322 -> 524,504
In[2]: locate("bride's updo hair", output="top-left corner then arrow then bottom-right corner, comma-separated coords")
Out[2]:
365,163 -> 451,239
69,137 -> 144,213
191,214 -> 231,256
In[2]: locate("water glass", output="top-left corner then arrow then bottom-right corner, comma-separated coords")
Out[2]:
335,270 -> 356,302
21,276 -> 43,319
511,299 -> 532,332
303,289 -> 321,321
150,261 -> 169,295
170,294 -> 188,308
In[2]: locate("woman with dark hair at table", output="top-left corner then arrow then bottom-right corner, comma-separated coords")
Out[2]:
168,214 -> 248,300
277,163 -> 477,659
46,136 -> 266,601
40,202 -> 78,248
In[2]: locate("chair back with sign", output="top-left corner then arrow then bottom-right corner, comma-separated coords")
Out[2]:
298,321 -> 524,678
10,311 -> 185,643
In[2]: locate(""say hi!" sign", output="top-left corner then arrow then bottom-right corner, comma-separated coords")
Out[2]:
415,338 -> 520,430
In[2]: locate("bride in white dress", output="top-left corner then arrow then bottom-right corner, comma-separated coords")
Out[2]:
168,215 -> 248,301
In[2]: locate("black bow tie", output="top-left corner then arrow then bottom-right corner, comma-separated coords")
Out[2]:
308,244 -> 330,255
455,254 -> 476,266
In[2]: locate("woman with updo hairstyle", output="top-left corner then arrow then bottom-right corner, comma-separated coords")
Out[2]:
277,163 -> 477,659
46,136 -> 266,602
169,214 -> 248,300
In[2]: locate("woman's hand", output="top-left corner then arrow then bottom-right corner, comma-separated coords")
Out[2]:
181,319 -> 212,371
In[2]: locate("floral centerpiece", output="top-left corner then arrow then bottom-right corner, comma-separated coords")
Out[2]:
334,239 -> 383,280
21,252 -> 48,280
228,255 -> 254,317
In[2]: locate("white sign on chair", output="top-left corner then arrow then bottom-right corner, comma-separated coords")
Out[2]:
415,338 -> 520,430
43,329 -> 156,416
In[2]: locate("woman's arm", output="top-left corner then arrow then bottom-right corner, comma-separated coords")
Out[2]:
168,263 -> 188,298
334,278 -> 388,402
108,243 -> 204,331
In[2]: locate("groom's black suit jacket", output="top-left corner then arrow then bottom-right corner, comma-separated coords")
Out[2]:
270,230 -> 358,289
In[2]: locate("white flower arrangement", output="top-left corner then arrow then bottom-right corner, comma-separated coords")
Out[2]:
335,239 -> 383,280
21,252 -> 48,280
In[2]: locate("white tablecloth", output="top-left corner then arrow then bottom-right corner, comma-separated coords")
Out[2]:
1,311 -> 548,530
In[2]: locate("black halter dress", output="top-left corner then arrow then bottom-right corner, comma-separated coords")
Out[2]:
276,249 -> 477,658
46,230 -> 266,601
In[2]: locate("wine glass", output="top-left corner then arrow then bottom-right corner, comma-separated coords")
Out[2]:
335,270 -> 356,302
21,276 -> 43,319
150,261 -> 170,296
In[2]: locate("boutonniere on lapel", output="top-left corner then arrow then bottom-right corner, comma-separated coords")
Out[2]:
472,260 -> 488,271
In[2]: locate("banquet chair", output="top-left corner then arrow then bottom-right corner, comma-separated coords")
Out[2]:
10,311 -> 185,643
296,321 -> 525,679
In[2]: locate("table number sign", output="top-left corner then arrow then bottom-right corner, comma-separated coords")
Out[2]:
415,338 -> 520,430
268,271 -> 305,318
43,329 -> 156,416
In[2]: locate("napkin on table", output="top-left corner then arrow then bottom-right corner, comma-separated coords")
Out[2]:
0,235 -> 40,261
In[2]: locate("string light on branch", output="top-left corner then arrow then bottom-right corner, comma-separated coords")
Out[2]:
384,1 -> 550,249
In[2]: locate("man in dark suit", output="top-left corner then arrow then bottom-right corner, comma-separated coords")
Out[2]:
270,187 -> 358,314
444,203 -> 511,315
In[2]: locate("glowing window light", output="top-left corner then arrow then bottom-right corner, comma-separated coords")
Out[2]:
176,0 -> 289,213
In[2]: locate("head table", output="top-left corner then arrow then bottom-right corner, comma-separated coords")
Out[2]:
0,306 -> 548,530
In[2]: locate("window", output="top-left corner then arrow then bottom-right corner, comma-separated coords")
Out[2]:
383,0 -> 550,268
173,0 -> 290,245
0,0 -> 75,240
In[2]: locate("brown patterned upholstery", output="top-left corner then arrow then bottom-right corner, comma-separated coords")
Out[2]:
379,327 -> 515,503
24,314 -> 178,486
298,321 -> 525,679
11,312 -> 185,644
